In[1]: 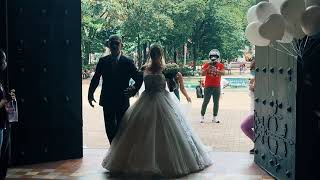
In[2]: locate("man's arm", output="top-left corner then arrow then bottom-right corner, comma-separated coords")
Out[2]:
217,69 -> 225,75
128,60 -> 143,96
88,58 -> 103,106
217,64 -> 225,75
201,64 -> 209,76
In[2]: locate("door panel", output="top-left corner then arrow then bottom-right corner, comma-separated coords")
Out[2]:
254,45 -> 296,179
5,0 -> 82,165
296,36 -> 320,179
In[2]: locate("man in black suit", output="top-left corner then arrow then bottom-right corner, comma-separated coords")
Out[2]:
88,35 -> 143,144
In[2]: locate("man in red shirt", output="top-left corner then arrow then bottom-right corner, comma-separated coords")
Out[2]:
200,49 -> 225,123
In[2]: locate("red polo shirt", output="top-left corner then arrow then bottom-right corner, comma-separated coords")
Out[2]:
202,62 -> 224,87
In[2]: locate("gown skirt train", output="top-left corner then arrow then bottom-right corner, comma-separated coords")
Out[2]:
102,73 -> 212,177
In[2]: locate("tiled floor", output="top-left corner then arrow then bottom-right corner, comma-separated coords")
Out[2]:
6,149 -> 273,180
82,80 -> 255,152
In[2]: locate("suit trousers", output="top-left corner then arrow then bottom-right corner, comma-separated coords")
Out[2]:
103,107 -> 127,144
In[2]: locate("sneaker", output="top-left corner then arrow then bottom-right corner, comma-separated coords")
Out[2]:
200,116 -> 204,123
249,148 -> 255,154
213,116 -> 220,123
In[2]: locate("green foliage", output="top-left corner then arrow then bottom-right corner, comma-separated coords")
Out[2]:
179,66 -> 194,76
81,0 -> 126,65
163,63 -> 180,75
83,63 -> 97,71
81,0 -> 255,68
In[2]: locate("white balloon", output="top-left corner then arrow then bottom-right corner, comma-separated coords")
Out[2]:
256,2 -> 278,22
259,14 -> 286,41
247,5 -> 258,23
305,0 -> 320,7
281,0 -> 306,22
245,21 -> 270,46
269,0 -> 287,14
277,29 -> 294,43
281,0 -> 306,38
301,5 -> 320,36
286,22 -> 306,39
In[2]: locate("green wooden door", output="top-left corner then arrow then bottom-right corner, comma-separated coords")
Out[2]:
254,45 -> 296,179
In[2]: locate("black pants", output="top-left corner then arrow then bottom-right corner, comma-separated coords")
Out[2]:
103,107 -> 127,144
201,87 -> 221,116
0,127 -> 10,179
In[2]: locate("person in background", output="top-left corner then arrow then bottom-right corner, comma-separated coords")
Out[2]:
220,78 -> 229,95
240,59 -> 256,154
196,80 -> 204,98
227,62 -> 232,75
239,63 -> 243,74
143,61 -> 192,103
200,49 -> 225,123
0,49 -> 16,179
173,72 -> 192,103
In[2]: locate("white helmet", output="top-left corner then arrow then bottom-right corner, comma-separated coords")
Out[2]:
209,49 -> 220,60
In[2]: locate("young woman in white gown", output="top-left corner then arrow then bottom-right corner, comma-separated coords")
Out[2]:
102,44 -> 212,178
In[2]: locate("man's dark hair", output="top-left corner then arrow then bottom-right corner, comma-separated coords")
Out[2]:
105,34 -> 123,47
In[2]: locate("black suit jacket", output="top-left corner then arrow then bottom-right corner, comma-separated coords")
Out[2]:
88,55 -> 143,110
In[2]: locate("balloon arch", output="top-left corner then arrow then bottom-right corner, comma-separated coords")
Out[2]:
245,0 -> 320,60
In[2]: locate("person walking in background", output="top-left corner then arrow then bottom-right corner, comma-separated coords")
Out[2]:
239,63 -> 243,75
172,71 -> 192,102
227,62 -> 232,75
220,78 -> 229,95
200,49 -> 225,123
240,59 -> 256,154
196,80 -> 204,98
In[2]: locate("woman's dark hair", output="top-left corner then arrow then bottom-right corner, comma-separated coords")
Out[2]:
147,44 -> 164,73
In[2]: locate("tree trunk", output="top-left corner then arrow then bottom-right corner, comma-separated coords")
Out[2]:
143,43 -> 147,64
83,41 -> 90,66
173,45 -> 177,63
193,42 -> 197,71
163,46 -> 168,63
137,35 -> 142,68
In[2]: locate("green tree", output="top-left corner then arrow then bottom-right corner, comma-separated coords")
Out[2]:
81,0 -> 126,65
120,0 -> 175,67
81,0 -> 255,70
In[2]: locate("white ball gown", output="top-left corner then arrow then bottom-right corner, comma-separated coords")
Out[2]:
102,71 -> 212,178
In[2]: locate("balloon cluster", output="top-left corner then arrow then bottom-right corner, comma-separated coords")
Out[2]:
245,0 -> 320,48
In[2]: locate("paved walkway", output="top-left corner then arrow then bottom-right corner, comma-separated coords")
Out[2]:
82,80 -> 253,152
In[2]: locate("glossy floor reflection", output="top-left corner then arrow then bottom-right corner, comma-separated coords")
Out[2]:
7,149 -> 273,180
